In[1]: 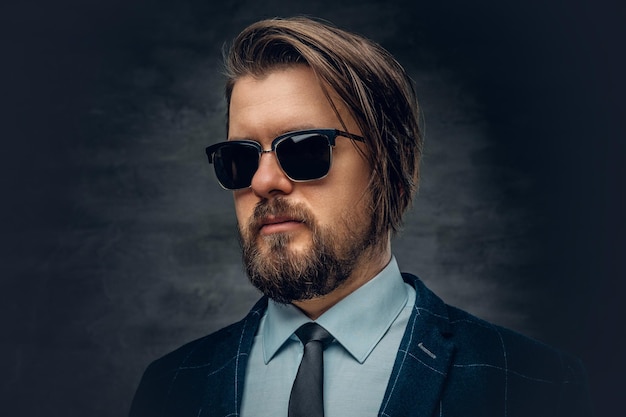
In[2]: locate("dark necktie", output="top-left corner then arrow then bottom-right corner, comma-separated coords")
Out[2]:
288,322 -> 334,417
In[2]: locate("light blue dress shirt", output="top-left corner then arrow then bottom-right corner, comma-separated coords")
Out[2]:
240,256 -> 416,417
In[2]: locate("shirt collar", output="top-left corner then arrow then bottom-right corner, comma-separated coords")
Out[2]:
262,256 -> 408,364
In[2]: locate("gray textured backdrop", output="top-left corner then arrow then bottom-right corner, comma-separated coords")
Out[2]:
2,0 -> 624,416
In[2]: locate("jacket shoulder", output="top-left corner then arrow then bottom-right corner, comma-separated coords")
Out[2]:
146,318 -> 249,376
404,271 -> 584,376
446,304 -> 583,376
444,304 -> 592,416
129,298 -> 267,417
402,272 -> 592,416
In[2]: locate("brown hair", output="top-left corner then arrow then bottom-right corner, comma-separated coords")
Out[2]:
224,16 -> 422,236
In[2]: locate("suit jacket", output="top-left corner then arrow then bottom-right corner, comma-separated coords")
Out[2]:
130,273 -> 593,417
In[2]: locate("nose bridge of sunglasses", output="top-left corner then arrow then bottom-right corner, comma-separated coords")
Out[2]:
255,147 -> 283,173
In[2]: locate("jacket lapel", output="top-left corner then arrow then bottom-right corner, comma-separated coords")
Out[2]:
378,273 -> 456,417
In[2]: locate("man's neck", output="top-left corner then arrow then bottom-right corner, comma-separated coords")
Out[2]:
291,241 -> 392,320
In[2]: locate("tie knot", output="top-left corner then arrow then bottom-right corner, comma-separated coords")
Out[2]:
295,322 -> 334,349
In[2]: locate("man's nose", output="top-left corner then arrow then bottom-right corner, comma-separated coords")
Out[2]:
249,152 -> 294,198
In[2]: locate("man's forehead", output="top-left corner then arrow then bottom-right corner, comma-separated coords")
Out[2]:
227,67 -> 354,136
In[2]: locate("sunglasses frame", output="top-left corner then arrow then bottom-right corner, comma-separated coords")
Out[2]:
205,128 -> 365,190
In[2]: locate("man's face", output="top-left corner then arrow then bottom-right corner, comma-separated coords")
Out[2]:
228,65 -> 379,303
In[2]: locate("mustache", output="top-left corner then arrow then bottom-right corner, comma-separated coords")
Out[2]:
248,198 -> 315,233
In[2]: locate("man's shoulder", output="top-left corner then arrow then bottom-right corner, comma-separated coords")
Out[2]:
129,298 -> 267,417
402,272 -> 592,416
140,297 -> 267,382
446,303 -> 584,376
404,272 -> 586,381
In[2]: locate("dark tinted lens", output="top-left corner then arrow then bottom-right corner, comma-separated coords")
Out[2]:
213,143 -> 259,189
276,133 -> 331,181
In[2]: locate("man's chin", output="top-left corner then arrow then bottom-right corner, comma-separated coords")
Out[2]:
257,233 -> 312,254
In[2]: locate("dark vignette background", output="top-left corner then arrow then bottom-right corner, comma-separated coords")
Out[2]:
1,0 -> 624,416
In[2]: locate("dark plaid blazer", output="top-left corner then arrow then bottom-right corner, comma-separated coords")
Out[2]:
130,273 -> 593,417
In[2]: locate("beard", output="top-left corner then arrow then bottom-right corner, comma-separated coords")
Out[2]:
238,197 -> 378,304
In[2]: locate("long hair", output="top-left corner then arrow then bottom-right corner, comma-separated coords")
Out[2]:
224,16 -> 422,236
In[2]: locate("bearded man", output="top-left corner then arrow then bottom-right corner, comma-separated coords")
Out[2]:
130,16 -> 592,417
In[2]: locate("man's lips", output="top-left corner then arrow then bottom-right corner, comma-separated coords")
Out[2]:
258,216 -> 305,235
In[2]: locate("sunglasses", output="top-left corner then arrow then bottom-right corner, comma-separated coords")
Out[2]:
205,129 -> 365,190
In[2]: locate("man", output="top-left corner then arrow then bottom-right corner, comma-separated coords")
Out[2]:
130,17 -> 592,417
